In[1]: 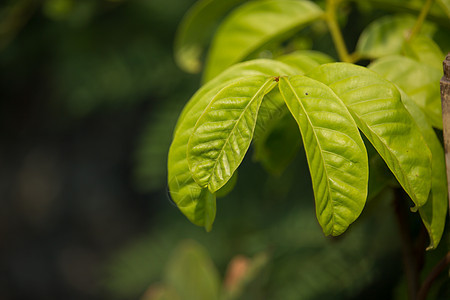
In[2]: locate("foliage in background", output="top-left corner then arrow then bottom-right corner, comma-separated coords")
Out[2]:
2,0 -> 449,299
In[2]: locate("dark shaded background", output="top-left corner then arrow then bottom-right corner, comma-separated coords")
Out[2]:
0,1 -> 449,300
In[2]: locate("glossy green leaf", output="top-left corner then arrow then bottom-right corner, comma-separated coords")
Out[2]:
356,15 -> 436,59
279,76 -> 368,236
215,171 -> 238,198
168,59 -> 297,229
174,0 -> 246,73
369,55 -> 443,129
203,0 -> 323,81
403,35 -> 445,70
399,89 -> 447,249
165,240 -> 220,300
276,50 -> 334,73
175,59 -> 299,133
253,112 -> 301,175
188,76 -> 277,192
309,63 -> 432,208
253,57 -> 319,141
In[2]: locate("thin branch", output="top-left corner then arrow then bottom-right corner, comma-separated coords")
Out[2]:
407,0 -> 435,41
325,0 -> 351,62
417,251 -> 450,300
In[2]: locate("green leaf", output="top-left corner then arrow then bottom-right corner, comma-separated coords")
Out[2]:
174,0 -> 246,73
175,59 -> 299,133
403,35 -> 445,70
168,59 -> 297,229
215,171 -> 238,198
399,89 -> 447,249
279,76 -> 368,236
203,0 -> 323,81
356,15 -> 436,59
253,112 -> 301,175
188,76 -> 277,192
309,63 -> 432,208
165,240 -> 220,300
369,55 -> 443,129
277,50 -> 335,74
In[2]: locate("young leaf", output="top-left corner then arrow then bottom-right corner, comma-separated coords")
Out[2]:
403,35 -> 445,70
168,59 -> 297,229
203,0 -> 323,81
174,0 -> 246,73
309,63 -> 432,208
369,55 -> 443,129
400,89 -> 447,249
279,76 -> 368,236
356,15 -> 436,59
187,76 -> 277,192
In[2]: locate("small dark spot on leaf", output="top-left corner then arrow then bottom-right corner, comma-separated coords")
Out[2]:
305,92 -> 309,95
274,76 -> 279,82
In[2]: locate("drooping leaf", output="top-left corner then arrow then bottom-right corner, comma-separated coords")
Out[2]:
175,59 -> 299,133
369,55 -> 443,129
165,240 -> 220,300
403,35 -> 445,70
174,0 -> 246,73
276,50 -> 334,73
309,63 -> 432,208
356,15 -> 436,59
215,171 -> 238,198
187,76 -> 277,192
279,76 -> 368,236
253,56 -> 320,141
203,0 -> 323,81
253,112 -> 301,175
168,59 -> 297,229
399,89 -> 447,249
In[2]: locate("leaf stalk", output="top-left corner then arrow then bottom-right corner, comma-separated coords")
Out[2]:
325,0 -> 351,62
408,0 -> 435,40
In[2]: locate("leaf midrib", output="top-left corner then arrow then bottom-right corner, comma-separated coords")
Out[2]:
283,78 -> 335,233
207,77 -> 274,189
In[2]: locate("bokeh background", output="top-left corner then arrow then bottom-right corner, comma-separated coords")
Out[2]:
0,0 -> 449,299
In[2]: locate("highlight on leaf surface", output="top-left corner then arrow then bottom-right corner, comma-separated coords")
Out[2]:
203,0 -> 323,81
308,63 -> 432,209
187,76 -> 277,192
279,75 -> 369,236
168,59 -> 297,229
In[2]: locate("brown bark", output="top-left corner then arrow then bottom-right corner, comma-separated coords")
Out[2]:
440,53 -> 450,210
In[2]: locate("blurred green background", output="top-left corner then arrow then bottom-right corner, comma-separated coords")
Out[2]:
0,0 -> 448,299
